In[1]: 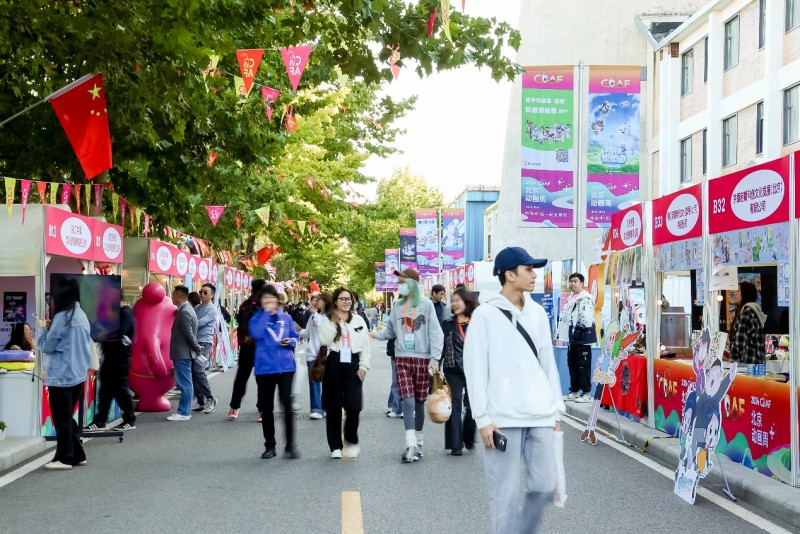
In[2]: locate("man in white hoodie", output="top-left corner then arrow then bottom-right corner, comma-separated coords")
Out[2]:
464,247 -> 565,534
556,272 -> 596,403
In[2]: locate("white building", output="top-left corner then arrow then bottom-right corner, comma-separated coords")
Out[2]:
639,0 -> 800,195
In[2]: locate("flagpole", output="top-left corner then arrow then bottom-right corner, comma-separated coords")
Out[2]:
0,98 -> 48,128
0,73 -> 95,129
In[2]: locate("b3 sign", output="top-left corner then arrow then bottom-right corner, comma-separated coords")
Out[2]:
707,157 -> 790,234
652,183 -> 702,245
610,203 -> 643,251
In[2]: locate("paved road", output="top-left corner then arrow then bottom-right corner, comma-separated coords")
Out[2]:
1,340 -> 793,533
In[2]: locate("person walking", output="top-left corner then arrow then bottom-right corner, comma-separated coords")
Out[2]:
249,284 -> 300,459
318,288 -> 371,459
556,272 -> 596,403
229,278 -> 266,420
299,293 -> 331,419
86,292 -> 136,432
464,247 -> 565,534
371,269 -> 444,463
192,283 -> 218,414
385,336 -> 403,418
37,279 -> 93,470
729,279 -> 767,365
370,304 -> 378,331
168,285 -> 203,421
431,284 -> 452,328
441,287 -> 477,456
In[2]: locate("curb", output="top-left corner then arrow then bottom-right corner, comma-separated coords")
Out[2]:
0,437 -> 53,474
564,402 -> 800,528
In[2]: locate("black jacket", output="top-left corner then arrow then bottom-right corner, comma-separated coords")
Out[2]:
236,293 -> 260,345
101,304 -> 135,361
441,316 -> 467,372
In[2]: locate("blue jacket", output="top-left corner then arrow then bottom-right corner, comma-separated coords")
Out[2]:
37,304 -> 92,387
249,309 -> 298,375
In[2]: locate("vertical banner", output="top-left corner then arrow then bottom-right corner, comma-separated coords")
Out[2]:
384,249 -> 399,291
415,209 -> 439,275
441,208 -> 466,270
375,262 -> 387,291
586,66 -> 641,227
399,229 -> 418,271
520,66 -> 575,227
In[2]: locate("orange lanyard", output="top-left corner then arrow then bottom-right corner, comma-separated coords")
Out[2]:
402,302 -> 416,333
340,321 -> 351,347
457,319 -> 469,340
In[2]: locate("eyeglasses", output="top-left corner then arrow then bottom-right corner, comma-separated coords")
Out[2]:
337,297 -> 353,302
199,291 -> 210,295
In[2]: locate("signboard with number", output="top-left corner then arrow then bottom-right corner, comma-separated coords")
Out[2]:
610,203 -> 643,251
44,206 -> 95,260
707,156 -> 790,234
652,184 -> 702,245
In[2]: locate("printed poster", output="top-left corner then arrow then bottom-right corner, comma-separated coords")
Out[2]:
384,249 -> 399,292
375,262 -> 387,291
711,222 -> 789,267
399,229 -> 418,272
415,209 -> 439,275
3,292 -> 27,323
441,209 -> 465,270
586,66 -> 641,227
777,261 -> 790,307
521,66 -> 575,228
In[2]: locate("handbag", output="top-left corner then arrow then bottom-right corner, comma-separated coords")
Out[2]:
88,341 -> 100,371
308,345 -> 327,382
426,371 -> 452,424
569,323 -> 598,345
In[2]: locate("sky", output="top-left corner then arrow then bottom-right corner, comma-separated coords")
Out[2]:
358,0 -> 521,204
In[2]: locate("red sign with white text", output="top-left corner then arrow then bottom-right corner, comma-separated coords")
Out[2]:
93,221 -> 124,263
652,184 -> 702,245
465,263 -> 475,285
224,268 -> 235,289
148,240 -> 179,276
707,156 -> 790,234
44,206 -> 95,260
610,204 -> 643,251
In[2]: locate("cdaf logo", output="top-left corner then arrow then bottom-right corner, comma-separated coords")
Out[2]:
601,78 -> 631,88
533,74 -> 563,84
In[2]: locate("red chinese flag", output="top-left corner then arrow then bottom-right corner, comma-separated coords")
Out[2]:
49,73 -> 112,180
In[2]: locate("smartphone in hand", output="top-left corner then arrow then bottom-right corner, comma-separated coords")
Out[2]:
492,430 -> 507,452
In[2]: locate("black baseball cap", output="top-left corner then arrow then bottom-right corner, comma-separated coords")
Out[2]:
493,247 -> 547,275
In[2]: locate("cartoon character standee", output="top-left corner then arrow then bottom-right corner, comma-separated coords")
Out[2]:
129,283 -> 177,411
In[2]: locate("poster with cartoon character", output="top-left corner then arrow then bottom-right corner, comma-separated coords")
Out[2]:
674,327 -> 736,505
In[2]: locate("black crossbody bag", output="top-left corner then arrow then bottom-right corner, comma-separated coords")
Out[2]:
497,308 -> 539,360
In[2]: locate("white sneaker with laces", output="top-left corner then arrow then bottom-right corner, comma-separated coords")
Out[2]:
309,412 -> 323,420
167,413 -> 191,421
563,392 -> 579,401
576,393 -> 592,403
330,449 -> 343,459
343,442 -> 361,459
44,461 -> 72,471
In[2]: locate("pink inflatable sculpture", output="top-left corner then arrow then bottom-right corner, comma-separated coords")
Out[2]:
130,283 -> 177,411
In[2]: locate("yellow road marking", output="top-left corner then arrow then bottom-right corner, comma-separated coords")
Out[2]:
341,491 -> 364,534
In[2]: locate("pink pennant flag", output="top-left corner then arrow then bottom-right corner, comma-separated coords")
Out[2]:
310,221 -> 319,235
204,205 -> 226,227
261,86 -> 281,121
236,49 -> 265,96
388,45 -> 401,80
208,152 -> 217,167
427,7 -> 438,36
20,180 -> 31,224
307,177 -> 314,189
462,0 -> 465,11
144,213 -> 150,237
279,45 -> 313,92
321,186 -> 328,199
60,183 -> 72,205
129,204 -> 136,229
93,184 -> 102,215
120,197 -> 127,229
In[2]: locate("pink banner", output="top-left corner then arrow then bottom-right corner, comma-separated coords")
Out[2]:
148,240 -> 178,276
204,205 -> 226,226
93,184 -> 102,216
224,268 -> 235,288
610,203 -> 643,251
44,206 -> 95,260
93,220 -> 124,263
20,180 -> 31,224
60,183 -> 72,205
652,183 -> 703,245
280,45 -> 313,92
261,86 -> 281,121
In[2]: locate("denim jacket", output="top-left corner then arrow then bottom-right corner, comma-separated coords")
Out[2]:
36,304 -> 92,387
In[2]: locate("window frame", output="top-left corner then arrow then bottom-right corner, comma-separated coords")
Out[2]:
724,15 -> 740,70
703,36 -> 708,83
680,137 -> 692,183
784,84 -> 799,145
681,49 -> 694,96
759,0 -> 767,49
702,129 -> 707,176
756,101 -> 764,155
722,114 -> 738,167
788,0 -> 800,32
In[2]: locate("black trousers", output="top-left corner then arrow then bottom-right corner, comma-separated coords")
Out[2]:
322,351 -> 363,451
567,343 -> 592,394
230,344 -> 258,410
443,370 -> 476,450
49,383 -> 86,465
256,372 -> 295,450
95,355 -> 135,425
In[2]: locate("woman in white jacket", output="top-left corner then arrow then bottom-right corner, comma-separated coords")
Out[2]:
318,288 -> 371,459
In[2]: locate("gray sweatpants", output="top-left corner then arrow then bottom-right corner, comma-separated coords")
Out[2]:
482,426 -> 556,534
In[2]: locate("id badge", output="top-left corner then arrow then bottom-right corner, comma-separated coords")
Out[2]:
340,346 -> 352,363
403,332 -> 415,351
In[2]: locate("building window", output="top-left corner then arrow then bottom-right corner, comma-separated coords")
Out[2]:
759,0 -> 767,48
723,115 -> 737,167
724,16 -> 739,70
681,49 -> 693,96
756,102 -> 764,154
788,0 -> 800,32
680,138 -> 692,182
785,84 -> 799,144
702,129 -> 707,175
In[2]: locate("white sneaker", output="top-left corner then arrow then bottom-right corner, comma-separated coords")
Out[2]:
330,449 -> 343,459
343,442 -> 361,459
43,461 -> 72,471
576,394 -> 593,404
563,392 -> 579,401
386,411 -> 403,418
309,412 -> 323,420
167,413 -> 191,421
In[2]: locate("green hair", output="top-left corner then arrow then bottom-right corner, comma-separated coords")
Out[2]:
397,278 -> 421,307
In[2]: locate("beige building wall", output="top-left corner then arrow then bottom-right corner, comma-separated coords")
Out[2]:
680,37 -> 708,121
691,129 -> 705,181
652,150 -> 661,195
721,103 -> 758,174
653,52 -> 661,136
785,24 -> 800,64
722,1 -> 764,98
